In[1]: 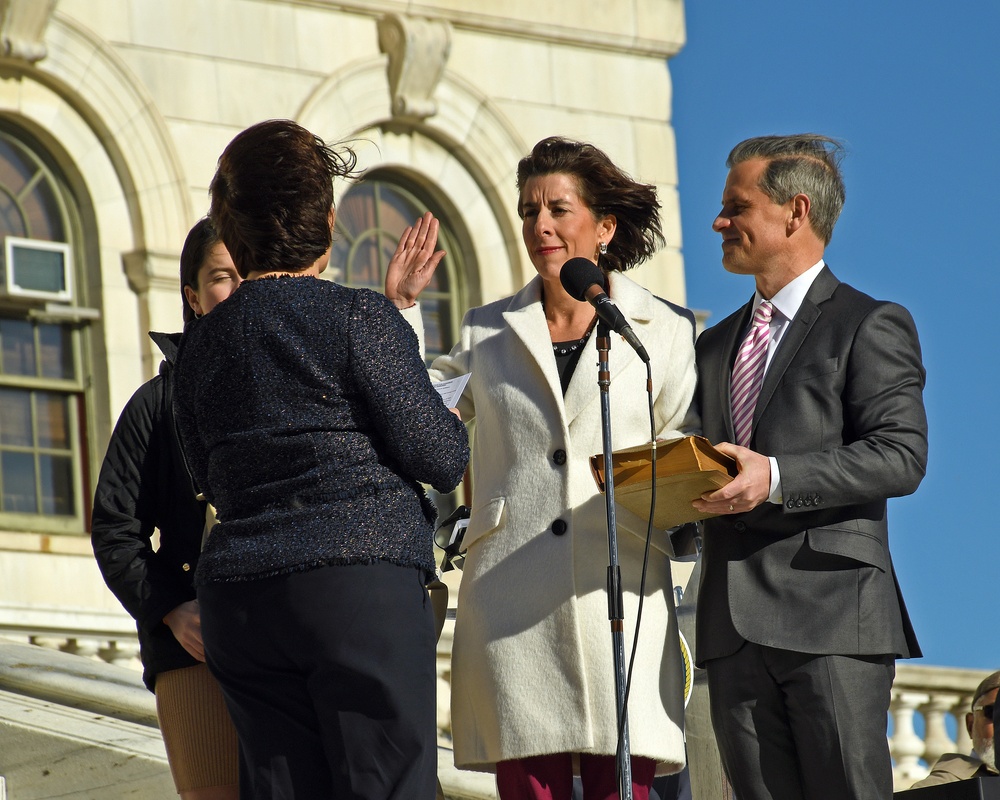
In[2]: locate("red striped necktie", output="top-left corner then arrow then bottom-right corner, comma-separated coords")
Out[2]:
730,300 -> 774,448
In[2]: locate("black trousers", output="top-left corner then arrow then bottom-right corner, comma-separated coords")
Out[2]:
706,642 -> 894,800
200,562 -> 437,800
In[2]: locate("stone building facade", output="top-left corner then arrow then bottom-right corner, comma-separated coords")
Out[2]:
0,0 -> 690,654
0,6 -> 977,797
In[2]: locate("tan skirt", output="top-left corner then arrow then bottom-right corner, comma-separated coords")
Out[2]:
155,662 -> 239,792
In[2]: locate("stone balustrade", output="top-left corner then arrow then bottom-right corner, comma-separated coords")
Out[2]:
0,630 -> 141,671
2,616 -> 992,798
890,664 -> 992,790
0,600 -> 142,671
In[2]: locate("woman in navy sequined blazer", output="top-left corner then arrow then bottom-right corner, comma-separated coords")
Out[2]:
173,119 -> 469,800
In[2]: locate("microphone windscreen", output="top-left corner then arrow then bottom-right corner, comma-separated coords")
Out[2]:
560,257 -> 604,301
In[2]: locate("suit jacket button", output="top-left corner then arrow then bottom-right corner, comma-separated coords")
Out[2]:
182,563 -> 191,572
797,498 -> 806,508
803,496 -> 813,507
553,449 -> 567,465
734,521 -> 747,533
552,519 -> 567,536
814,494 -> 822,505
786,499 -> 795,509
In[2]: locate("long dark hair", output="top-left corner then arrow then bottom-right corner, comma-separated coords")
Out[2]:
179,217 -> 222,323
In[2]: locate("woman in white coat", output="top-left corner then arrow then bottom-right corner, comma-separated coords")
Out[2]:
388,137 -> 698,800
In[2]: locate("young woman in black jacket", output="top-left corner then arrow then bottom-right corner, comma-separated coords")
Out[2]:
91,218 -> 241,800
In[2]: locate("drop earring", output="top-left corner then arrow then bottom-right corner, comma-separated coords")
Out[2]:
599,242 -> 608,255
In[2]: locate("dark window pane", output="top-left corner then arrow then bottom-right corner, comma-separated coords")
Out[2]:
379,231 -> 397,268
424,260 -> 448,292
0,388 -> 32,447
2,450 -> 37,513
330,237 -> 351,273
36,392 -> 69,449
21,179 -> 65,241
1,318 -> 36,375
39,454 -> 73,515
336,183 -> 376,234
421,299 -> 444,359
0,139 -> 33,196
0,187 -> 26,237
38,324 -> 74,379
349,234 -> 382,287
378,191 -> 416,234
0,135 -> 66,241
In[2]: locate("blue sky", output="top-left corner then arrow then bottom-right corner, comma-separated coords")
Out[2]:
671,2 -> 999,671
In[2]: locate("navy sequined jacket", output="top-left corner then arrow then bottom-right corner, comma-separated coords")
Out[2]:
173,276 -> 469,584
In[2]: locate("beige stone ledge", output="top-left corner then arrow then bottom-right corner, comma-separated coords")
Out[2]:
0,530 -> 91,556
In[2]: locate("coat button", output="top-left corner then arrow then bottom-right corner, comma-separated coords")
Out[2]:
182,563 -> 191,572
795,498 -> 804,508
803,496 -> 813,507
786,499 -> 795,509
553,449 -> 567,465
814,494 -> 822,505
734,521 -> 747,533
552,519 -> 567,536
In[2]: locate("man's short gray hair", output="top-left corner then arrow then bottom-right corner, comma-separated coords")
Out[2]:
727,134 -> 846,246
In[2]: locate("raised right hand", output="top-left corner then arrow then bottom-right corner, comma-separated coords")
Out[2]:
384,211 -> 446,309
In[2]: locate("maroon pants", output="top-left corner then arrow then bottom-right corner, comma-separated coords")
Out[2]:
496,752 -> 656,800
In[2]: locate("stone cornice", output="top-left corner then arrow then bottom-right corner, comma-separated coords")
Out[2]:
281,0 -> 685,58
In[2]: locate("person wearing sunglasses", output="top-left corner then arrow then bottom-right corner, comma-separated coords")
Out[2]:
910,671 -> 1000,788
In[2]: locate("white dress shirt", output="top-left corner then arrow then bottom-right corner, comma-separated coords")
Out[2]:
747,260 -> 825,503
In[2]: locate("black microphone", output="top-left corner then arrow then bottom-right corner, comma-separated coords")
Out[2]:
560,257 -> 649,363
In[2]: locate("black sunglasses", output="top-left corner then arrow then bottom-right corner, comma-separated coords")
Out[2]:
975,703 -> 995,719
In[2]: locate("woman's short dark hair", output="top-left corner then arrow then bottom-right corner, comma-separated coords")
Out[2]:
515,136 -> 664,272
179,217 -> 222,323
209,119 -> 358,278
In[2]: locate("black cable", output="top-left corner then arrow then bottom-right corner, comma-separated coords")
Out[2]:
615,359 -> 658,790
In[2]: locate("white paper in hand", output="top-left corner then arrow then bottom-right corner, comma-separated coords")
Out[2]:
433,373 -> 471,408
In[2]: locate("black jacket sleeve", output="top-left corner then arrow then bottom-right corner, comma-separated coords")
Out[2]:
91,375 -> 198,632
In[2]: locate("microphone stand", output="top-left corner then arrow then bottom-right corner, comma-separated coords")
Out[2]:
595,319 -> 634,800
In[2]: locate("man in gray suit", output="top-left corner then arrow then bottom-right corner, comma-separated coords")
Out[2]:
691,134 -> 928,799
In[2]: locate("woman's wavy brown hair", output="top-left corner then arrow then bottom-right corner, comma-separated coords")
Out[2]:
516,136 -> 664,272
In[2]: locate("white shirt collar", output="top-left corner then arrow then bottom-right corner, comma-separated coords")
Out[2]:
753,259 -> 825,323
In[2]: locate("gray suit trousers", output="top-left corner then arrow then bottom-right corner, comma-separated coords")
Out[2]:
707,642 -> 894,800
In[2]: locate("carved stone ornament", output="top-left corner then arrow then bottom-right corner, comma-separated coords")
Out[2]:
377,13 -> 452,121
0,0 -> 58,64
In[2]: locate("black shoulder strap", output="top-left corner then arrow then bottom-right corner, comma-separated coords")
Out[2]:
162,364 -> 202,500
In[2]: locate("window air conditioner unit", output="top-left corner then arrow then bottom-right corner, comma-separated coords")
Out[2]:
1,236 -> 73,303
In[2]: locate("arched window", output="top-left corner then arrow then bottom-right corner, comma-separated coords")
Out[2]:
0,126 -> 89,533
332,172 -> 467,362
332,171 -> 471,515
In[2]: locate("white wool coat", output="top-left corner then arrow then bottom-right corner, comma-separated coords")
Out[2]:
421,272 -> 698,774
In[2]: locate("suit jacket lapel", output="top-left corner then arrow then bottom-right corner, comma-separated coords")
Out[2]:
753,266 -> 840,423
502,277 -> 566,415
